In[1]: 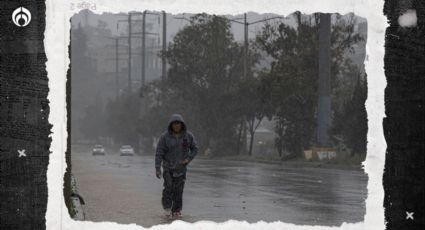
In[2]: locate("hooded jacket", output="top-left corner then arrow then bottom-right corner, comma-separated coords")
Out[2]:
155,114 -> 198,177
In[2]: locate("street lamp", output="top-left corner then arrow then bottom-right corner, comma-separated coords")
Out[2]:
224,14 -> 285,79
173,13 -> 284,80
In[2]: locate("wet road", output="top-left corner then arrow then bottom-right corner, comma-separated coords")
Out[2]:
71,149 -> 367,227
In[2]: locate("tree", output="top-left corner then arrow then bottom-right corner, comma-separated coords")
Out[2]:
70,23 -> 98,141
256,12 -> 364,157
78,101 -> 105,141
239,70 -> 273,156
159,14 -> 245,156
331,75 -> 368,155
104,93 -> 141,151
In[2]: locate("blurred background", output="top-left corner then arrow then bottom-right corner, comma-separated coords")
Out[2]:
69,10 -> 367,163
66,10 -> 368,226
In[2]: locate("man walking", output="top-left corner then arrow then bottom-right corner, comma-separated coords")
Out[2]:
155,114 -> 198,218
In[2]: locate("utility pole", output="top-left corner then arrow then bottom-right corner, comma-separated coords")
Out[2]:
317,13 -> 331,147
128,13 -> 132,92
226,14 -> 284,79
223,13 -> 285,154
119,12 -> 159,94
115,38 -> 119,99
142,11 -> 146,88
127,11 -> 160,95
243,13 -> 248,79
162,11 -> 167,81
105,36 -> 132,99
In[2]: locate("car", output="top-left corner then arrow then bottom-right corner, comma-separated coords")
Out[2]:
120,145 -> 135,156
92,145 -> 105,156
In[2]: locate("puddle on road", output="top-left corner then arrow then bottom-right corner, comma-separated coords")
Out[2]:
106,161 -> 131,169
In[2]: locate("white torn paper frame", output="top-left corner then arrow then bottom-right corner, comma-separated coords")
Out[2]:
45,0 -> 387,229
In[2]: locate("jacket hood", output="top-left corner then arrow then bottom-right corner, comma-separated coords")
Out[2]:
168,114 -> 186,133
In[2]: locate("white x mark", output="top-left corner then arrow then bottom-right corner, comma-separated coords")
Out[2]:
406,211 -> 414,220
18,149 -> 26,158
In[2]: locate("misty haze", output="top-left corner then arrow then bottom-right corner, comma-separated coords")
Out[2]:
67,9 -> 368,227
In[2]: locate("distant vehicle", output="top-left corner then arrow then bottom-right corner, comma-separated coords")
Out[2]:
120,145 -> 135,156
92,145 -> 105,156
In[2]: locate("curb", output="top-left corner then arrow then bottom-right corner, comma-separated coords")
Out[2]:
71,174 -> 86,220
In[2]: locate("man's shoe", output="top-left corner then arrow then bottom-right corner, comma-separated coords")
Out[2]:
172,211 -> 182,218
163,208 -> 171,217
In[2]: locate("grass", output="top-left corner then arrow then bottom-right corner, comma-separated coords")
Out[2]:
209,151 -> 366,169
215,153 -> 287,165
327,152 -> 366,166
69,200 -> 77,218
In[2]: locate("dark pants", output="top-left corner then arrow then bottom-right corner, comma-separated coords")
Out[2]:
162,170 -> 186,212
